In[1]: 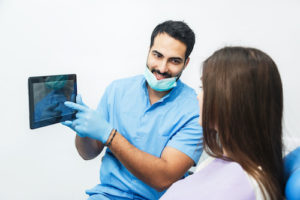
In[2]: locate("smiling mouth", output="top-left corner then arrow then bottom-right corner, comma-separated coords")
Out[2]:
153,72 -> 166,80
152,70 -> 171,80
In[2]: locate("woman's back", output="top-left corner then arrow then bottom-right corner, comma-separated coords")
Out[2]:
161,157 -> 264,200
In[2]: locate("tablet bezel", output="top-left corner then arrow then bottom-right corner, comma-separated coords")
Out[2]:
28,74 -> 77,129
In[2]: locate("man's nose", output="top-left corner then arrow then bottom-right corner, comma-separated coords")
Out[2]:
157,59 -> 168,73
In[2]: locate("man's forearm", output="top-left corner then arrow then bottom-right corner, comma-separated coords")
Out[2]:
75,135 -> 104,160
107,131 -> 192,191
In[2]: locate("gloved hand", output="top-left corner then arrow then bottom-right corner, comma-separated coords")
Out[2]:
61,94 -> 113,144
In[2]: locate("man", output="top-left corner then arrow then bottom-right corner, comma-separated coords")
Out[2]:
63,20 -> 203,200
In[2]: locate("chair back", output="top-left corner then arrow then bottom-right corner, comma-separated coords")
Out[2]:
284,147 -> 300,200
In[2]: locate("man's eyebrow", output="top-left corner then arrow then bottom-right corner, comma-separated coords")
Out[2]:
152,50 -> 163,56
152,50 -> 184,62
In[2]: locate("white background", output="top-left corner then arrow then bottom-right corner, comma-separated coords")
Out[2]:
0,0 -> 299,199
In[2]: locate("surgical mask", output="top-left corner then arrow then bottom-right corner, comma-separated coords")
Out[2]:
144,67 -> 177,92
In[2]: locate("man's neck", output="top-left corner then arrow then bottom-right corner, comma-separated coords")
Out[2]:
147,84 -> 171,105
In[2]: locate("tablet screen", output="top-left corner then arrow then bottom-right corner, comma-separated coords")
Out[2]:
28,74 -> 77,129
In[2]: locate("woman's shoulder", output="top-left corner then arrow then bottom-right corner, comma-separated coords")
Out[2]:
205,158 -> 268,200
161,157 -> 260,200
244,171 -> 269,200
198,157 -> 267,200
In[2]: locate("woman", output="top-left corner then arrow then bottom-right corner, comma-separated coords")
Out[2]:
161,47 -> 284,199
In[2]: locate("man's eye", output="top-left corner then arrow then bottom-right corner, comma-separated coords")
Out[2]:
172,59 -> 181,64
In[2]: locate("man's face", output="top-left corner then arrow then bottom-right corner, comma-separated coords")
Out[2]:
147,33 -> 189,80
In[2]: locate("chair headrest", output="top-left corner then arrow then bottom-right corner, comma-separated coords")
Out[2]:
284,146 -> 300,180
284,146 -> 300,199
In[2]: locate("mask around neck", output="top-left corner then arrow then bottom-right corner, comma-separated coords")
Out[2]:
144,67 -> 177,92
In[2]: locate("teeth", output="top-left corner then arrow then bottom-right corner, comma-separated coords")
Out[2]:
154,72 -> 164,80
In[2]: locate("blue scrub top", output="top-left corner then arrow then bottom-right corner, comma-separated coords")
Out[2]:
86,75 -> 203,200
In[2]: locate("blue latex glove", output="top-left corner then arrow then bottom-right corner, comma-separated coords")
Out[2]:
62,94 -> 113,144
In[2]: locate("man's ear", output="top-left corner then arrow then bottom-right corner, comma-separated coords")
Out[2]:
183,57 -> 190,70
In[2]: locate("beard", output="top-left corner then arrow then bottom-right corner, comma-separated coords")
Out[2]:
146,64 -> 183,80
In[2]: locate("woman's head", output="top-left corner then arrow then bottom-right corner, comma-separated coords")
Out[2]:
200,46 -> 284,199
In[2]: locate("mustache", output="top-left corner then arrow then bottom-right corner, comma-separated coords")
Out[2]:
151,69 -> 172,78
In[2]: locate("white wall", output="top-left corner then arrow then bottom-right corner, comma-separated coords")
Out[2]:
0,0 -> 299,199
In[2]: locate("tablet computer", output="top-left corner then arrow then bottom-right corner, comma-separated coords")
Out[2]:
28,74 -> 77,129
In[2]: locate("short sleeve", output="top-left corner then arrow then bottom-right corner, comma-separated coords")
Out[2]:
167,115 -> 203,165
96,82 -> 115,122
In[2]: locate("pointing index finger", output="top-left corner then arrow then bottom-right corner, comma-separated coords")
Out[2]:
64,101 -> 87,112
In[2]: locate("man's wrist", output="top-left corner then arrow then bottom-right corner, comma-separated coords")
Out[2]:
106,129 -> 117,147
98,123 -> 114,144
